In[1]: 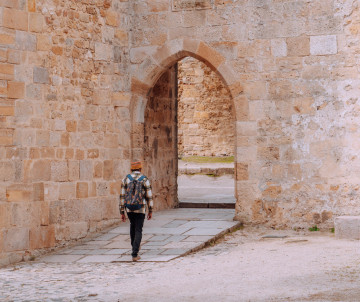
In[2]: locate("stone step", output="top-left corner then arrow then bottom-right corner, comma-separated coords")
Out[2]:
178,167 -> 234,176
179,202 -> 235,209
335,216 -> 360,240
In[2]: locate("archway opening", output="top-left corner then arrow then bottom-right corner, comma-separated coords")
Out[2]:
177,57 -> 236,208
143,56 -> 236,211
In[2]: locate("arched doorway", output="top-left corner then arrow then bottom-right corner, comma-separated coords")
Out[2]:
130,39 -> 248,218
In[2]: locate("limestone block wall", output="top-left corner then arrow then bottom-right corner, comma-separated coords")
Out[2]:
0,0 -> 131,265
129,0 -> 360,229
2,0 -> 360,266
144,67 -> 178,210
177,57 -> 235,157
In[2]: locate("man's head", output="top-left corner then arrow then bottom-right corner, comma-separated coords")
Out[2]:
131,161 -> 142,172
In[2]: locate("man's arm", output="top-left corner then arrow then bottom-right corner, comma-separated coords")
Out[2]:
119,179 -> 126,222
144,178 -> 153,219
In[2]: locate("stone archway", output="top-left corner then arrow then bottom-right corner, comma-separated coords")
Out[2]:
130,39 -> 250,217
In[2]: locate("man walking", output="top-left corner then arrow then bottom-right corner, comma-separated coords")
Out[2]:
119,161 -> 153,261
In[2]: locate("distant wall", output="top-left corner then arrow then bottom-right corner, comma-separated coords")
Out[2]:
177,57 -> 235,157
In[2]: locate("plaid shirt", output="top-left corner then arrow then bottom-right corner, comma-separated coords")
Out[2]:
119,171 -> 153,215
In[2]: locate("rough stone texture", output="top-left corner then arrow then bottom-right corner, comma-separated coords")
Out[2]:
177,57 -> 235,157
144,67 -> 178,210
1,0 -> 360,266
0,0 -> 130,265
335,216 -> 360,240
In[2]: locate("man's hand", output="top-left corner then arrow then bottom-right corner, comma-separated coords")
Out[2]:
121,214 -> 126,222
147,212 -> 152,220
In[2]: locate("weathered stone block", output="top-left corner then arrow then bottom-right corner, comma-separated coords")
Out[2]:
0,161 -> 15,181
36,130 -> 49,146
68,222 -> 88,240
94,161 -> 103,178
76,182 -> 88,198
3,8 -> 28,31
95,42 -> 113,61
3,228 -> 29,252
287,36 -> 309,57
37,35 -> 51,51
15,99 -> 33,116
236,163 -> 249,181
33,67 -> 49,84
0,203 -> 10,228
243,81 -> 267,100
262,185 -> 282,198
28,0 -> 36,12
66,120 -> 77,132
0,33 -> 14,45
15,31 -> 36,51
87,149 -> 99,159
80,160 -> 93,180
51,161 -> 68,182
196,41 -> 225,68
84,105 -> 98,120
7,49 -> 21,64
236,121 -> 257,136
183,10 -> 206,27
258,146 -> 280,161
28,159 -> 51,181
7,81 -> 25,99
310,35 -> 337,55
105,11 -> 118,26
29,226 -> 55,249
59,182 -> 76,200
33,182 -> 44,201
103,160 -> 113,180
0,63 -> 14,75
172,0 -> 212,10
335,216 -> 360,240
29,13 -> 44,32
271,38 -> 287,57
104,134 -> 119,148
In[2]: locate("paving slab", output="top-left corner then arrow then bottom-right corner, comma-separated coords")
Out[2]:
77,255 -> 120,263
41,255 -> 84,263
37,208 -> 240,263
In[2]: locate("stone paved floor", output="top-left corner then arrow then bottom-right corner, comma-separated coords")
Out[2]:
40,209 -> 240,263
178,174 -> 236,204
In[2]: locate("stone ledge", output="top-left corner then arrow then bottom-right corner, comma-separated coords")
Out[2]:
178,167 -> 234,176
335,216 -> 360,240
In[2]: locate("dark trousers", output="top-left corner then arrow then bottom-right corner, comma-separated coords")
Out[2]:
127,212 -> 145,257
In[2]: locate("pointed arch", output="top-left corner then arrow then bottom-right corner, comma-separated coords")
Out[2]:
130,38 -> 247,124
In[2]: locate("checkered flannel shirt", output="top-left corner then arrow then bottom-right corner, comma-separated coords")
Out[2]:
119,171 -> 153,215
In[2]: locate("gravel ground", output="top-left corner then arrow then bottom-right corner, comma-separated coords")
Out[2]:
1,226 -> 360,302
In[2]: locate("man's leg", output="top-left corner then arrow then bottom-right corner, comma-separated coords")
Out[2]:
127,212 -> 136,248
131,213 -> 145,258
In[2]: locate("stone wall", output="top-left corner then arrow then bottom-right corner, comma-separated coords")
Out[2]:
0,0 -> 131,266
129,0 -> 360,229
144,67 -> 178,210
2,0 -> 360,266
177,57 -> 235,157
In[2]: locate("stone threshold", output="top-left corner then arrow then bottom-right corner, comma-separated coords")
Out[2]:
179,202 -> 235,209
178,167 -> 234,176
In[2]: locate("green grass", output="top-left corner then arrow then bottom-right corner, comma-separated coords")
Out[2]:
180,156 -> 234,163
309,225 -> 320,232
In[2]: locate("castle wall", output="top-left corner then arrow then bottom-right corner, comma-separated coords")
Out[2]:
1,0 -> 360,265
129,0 -> 360,229
0,0 -> 131,265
